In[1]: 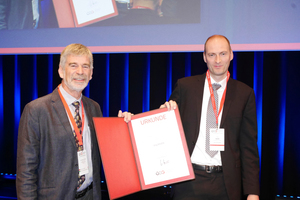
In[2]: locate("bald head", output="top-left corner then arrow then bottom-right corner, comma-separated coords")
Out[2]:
203,35 -> 233,82
204,35 -> 231,53
130,0 -> 162,9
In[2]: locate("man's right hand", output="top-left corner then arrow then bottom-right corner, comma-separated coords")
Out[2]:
160,100 -> 177,111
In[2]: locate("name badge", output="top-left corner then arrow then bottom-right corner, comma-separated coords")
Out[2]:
209,128 -> 225,151
78,150 -> 89,176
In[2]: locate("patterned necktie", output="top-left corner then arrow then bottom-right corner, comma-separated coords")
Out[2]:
205,83 -> 221,157
72,101 -> 85,189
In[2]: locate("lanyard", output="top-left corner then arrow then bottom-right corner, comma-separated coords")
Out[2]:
206,70 -> 230,126
57,86 -> 85,146
131,6 -> 153,10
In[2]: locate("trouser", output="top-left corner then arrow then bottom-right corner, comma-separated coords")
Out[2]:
172,167 -> 229,200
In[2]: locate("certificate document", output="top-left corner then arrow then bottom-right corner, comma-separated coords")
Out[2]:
93,107 -> 194,200
130,109 -> 191,186
70,0 -> 118,27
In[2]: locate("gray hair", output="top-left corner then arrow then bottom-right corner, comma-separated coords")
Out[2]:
59,43 -> 93,69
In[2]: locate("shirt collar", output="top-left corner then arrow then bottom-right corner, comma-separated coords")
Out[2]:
59,85 -> 82,106
210,75 -> 227,90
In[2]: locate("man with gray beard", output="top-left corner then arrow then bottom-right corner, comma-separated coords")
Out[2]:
16,43 -> 131,200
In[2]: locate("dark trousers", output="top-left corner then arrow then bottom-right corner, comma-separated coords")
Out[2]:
172,167 -> 229,200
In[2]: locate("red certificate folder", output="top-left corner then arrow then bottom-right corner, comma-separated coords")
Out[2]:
52,0 -> 75,28
52,0 -> 118,28
93,108 -> 194,200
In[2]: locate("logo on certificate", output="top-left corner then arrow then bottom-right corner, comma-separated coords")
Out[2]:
156,170 -> 165,176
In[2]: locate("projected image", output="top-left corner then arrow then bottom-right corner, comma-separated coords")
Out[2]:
0,0 -> 42,30
1,0 -> 299,53
0,0 -> 200,30
89,0 -> 201,26
53,0 -> 119,28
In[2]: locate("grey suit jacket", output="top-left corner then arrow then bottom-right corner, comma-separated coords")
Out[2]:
16,88 -> 102,199
170,74 -> 260,200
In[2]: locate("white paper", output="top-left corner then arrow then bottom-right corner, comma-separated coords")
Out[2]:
71,0 -> 116,25
131,110 -> 190,185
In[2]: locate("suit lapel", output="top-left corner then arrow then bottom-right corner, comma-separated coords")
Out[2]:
81,97 -> 96,149
81,97 -> 95,133
51,88 -> 77,147
220,78 -> 233,128
195,74 -> 206,140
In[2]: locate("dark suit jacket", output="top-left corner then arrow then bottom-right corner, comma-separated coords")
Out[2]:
169,74 -> 260,200
16,88 -> 102,200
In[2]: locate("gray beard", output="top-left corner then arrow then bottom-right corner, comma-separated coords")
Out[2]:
63,79 -> 87,93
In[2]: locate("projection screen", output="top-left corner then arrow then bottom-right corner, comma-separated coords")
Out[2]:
0,0 -> 299,54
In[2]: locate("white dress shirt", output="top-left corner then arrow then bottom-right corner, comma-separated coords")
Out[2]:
191,76 -> 227,166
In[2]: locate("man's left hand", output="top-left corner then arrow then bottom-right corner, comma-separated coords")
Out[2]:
118,110 -> 133,123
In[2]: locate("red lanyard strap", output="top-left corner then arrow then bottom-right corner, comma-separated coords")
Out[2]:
58,86 -> 85,146
131,6 -> 154,10
206,70 -> 230,126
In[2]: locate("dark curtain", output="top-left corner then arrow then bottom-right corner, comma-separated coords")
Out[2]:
0,51 -> 299,199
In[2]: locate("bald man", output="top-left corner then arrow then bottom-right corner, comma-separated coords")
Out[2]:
161,35 -> 260,200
